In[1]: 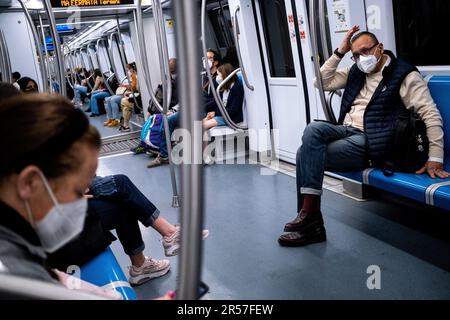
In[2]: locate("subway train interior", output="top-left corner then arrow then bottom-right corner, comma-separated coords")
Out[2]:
0,0 -> 450,301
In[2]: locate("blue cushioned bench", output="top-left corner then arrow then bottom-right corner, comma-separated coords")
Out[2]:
80,247 -> 137,300
333,76 -> 450,210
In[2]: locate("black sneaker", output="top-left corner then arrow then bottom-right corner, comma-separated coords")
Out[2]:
119,126 -> 131,132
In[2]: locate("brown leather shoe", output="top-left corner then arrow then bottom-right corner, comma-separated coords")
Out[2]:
278,225 -> 327,247
284,210 -> 324,233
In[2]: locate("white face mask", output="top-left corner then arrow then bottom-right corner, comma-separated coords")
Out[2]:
216,74 -> 223,85
24,171 -> 87,253
356,53 -> 381,74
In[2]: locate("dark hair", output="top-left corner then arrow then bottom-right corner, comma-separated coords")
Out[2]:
218,63 -> 237,92
17,77 -> 38,93
0,83 -> 20,105
207,49 -> 222,64
12,72 -> 21,81
223,46 -> 239,69
351,31 -> 379,45
0,94 -> 101,180
93,69 -> 103,78
127,62 -> 137,72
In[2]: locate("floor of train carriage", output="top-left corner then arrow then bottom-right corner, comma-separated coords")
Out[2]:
91,117 -> 450,300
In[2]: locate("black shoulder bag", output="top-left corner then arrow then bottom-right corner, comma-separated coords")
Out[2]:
383,110 -> 429,176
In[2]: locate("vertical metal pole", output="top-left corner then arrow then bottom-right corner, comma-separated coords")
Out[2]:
309,0 -> 336,123
318,0 -> 331,61
0,31 -> 7,83
42,0 -> 66,95
135,1 -> 180,208
152,0 -> 180,205
173,0 -> 204,300
115,20 -> 140,109
38,12 -> 53,93
17,0 -> 49,92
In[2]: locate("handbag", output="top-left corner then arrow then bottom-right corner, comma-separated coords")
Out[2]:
115,86 -> 127,96
382,110 -> 429,176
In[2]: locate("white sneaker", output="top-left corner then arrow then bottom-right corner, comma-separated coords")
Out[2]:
128,256 -> 170,286
163,225 -> 210,257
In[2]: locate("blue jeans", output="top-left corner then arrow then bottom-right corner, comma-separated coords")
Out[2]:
88,175 -> 160,256
90,91 -> 110,114
214,116 -> 226,126
74,85 -> 88,103
159,112 -> 180,158
296,121 -> 368,212
106,95 -> 122,119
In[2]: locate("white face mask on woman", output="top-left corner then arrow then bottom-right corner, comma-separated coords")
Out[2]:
24,171 -> 87,253
216,73 -> 224,85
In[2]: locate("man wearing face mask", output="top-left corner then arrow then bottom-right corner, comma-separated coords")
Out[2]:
278,26 -> 449,247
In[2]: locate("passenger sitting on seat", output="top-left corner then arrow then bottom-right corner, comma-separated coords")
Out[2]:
148,58 -> 179,116
88,69 -> 110,117
83,174 -> 209,285
17,77 -> 38,94
279,26 -> 450,248
12,72 -> 21,91
146,59 -> 181,168
119,62 -> 139,132
203,49 -> 222,105
0,94 -> 113,295
203,63 -> 244,131
104,64 -> 137,128
73,68 -> 90,108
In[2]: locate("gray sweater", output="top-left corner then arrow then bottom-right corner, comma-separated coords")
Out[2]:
0,203 -> 58,284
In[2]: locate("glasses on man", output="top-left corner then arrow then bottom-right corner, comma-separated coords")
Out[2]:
351,43 -> 379,61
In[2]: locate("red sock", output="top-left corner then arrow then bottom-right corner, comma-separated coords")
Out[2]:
302,195 -> 321,213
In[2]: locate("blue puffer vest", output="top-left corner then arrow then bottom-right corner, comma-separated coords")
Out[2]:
338,50 -> 418,165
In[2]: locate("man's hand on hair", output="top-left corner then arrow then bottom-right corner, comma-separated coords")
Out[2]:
338,25 -> 360,55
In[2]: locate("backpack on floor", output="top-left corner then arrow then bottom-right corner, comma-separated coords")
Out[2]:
140,113 -> 164,151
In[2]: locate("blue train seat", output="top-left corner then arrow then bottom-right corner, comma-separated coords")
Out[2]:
80,247 -> 137,300
335,76 -> 450,210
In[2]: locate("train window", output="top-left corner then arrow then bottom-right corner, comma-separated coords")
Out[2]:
393,0 -> 450,66
259,0 -> 296,77
208,3 -> 235,51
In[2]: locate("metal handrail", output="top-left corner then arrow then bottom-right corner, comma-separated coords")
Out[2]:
152,0 -> 179,208
18,0 -> 49,92
173,0 -> 205,301
42,0 -> 66,95
114,20 -> 141,110
135,0 -> 180,208
214,67 -> 246,124
0,30 -> 11,84
38,12 -> 53,92
108,32 -> 119,77
78,47 -> 93,90
318,0 -> 331,61
134,4 -> 162,113
95,38 -> 115,95
232,6 -> 254,91
0,274 -> 108,300
309,0 -> 337,124
201,0 -> 247,131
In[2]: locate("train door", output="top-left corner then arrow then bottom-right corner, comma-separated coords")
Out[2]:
251,0 -> 313,163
